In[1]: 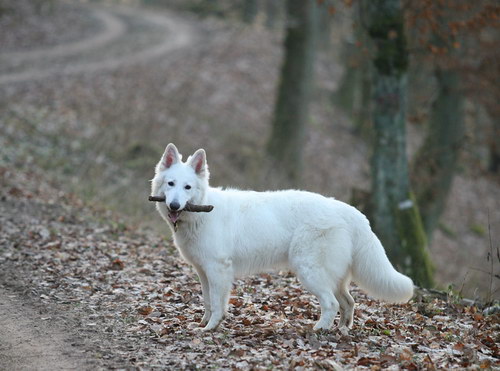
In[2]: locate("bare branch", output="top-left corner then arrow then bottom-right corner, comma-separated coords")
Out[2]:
148,196 -> 214,212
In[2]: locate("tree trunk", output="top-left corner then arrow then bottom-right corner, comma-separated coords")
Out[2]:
366,0 -> 434,287
242,0 -> 258,24
410,1 -> 466,241
412,69 -> 465,238
317,1 -> 331,48
266,0 -> 319,185
490,118 -> 500,173
334,2 -> 373,140
265,0 -> 282,30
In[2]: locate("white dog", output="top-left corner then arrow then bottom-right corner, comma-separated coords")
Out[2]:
151,144 -> 414,331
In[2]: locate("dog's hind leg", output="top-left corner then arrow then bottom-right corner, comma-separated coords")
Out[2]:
295,267 -> 339,331
336,279 -> 354,329
290,228 -> 352,331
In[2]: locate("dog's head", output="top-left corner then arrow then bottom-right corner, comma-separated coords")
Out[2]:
151,143 -> 209,224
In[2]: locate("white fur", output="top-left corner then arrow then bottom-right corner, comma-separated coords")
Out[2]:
152,144 -> 414,331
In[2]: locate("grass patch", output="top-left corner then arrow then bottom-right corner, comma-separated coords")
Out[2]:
438,222 -> 457,239
470,224 -> 486,237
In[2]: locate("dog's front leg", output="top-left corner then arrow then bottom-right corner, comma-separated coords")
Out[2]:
202,259 -> 233,331
193,264 -> 211,326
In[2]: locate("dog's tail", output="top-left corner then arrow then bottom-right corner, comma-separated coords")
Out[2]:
351,219 -> 414,303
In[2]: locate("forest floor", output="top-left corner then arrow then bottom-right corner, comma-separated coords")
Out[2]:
1,161 -> 498,369
0,0 -> 499,369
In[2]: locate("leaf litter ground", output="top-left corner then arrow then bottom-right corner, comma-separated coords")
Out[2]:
0,165 -> 498,370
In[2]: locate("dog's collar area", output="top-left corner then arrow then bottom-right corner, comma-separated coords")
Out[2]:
172,218 -> 187,232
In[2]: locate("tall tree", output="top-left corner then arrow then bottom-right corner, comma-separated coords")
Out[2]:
267,0 -> 319,185
412,69 -> 464,238
365,0 -> 434,287
408,2 -> 467,240
334,1 -> 373,140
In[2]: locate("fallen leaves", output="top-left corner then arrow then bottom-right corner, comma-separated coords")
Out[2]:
137,306 -> 154,316
1,166 -> 499,369
109,258 -> 125,271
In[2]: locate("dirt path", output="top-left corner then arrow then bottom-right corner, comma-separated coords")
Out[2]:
0,2 -> 194,85
0,287 -> 91,371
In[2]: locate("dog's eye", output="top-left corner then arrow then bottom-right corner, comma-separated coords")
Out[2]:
167,181 -> 175,187
184,185 -> 191,190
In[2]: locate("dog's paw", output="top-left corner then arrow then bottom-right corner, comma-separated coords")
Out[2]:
201,324 -> 218,332
313,323 -> 332,332
338,325 -> 350,336
200,313 -> 211,327
201,327 -> 215,332
191,325 -> 206,333
201,319 -> 222,331
313,319 -> 332,332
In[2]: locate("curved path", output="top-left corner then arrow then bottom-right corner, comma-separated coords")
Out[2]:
0,3 -> 195,85
1,9 -> 125,65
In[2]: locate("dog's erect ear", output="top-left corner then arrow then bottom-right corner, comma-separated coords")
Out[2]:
188,148 -> 208,177
160,143 -> 181,169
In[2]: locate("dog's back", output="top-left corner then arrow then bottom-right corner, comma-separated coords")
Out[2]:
188,188 -> 348,275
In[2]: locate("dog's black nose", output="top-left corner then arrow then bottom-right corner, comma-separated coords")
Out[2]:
170,201 -> 180,211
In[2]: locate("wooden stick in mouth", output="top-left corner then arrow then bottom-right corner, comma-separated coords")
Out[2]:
148,196 -> 214,212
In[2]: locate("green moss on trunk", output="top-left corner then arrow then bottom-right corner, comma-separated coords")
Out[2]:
395,193 -> 435,287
